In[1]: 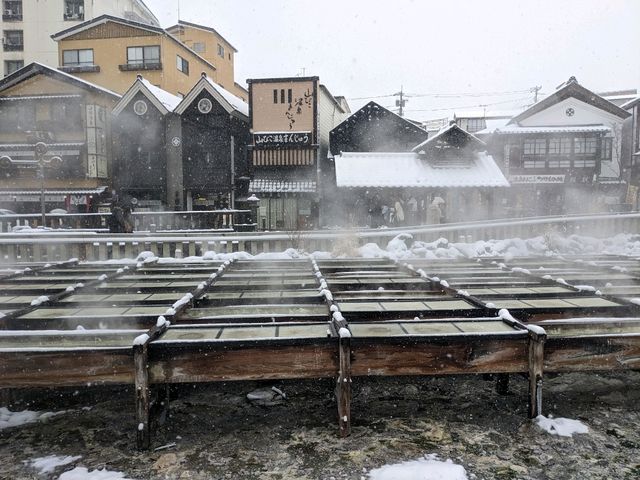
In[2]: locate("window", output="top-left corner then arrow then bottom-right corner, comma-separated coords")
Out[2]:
548,137 -> 571,155
466,118 -> 485,133
3,29 -> 23,51
287,89 -> 292,104
4,59 -> 23,75
280,89 -> 285,103
602,137 -> 612,161
63,0 -> 84,20
273,89 -> 278,104
217,43 -> 224,58
524,158 -> 546,168
573,158 -> 596,168
176,55 -> 189,75
127,45 -> 160,66
574,136 -> 596,155
193,42 -> 205,53
523,138 -> 546,155
3,1 -> 23,21
62,49 -> 93,66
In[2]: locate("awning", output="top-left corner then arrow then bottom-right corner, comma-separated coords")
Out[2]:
334,152 -> 509,188
494,125 -> 610,134
0,187 -> 108,202
249,178 -> 317,193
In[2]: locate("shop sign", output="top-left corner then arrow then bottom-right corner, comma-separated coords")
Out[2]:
69,194 -> 88,206
254,132 -> 311,147
509,174 -> 565,184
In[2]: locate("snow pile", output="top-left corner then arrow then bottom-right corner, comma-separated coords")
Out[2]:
535,415 -> 589,437
368,454 -> 469,480
58,467 -> 133,479
30,295 -> 50,306
25,455 -> 82,474
0,407 -> 67,430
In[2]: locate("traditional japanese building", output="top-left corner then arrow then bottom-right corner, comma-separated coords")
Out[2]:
111,75 -> 181,210
111,73 -> 249,211
484,77 -> 632,216
247,76 -> 349,230
173,73 -> 250,210
0,62 -> 119,213
329,101 -> 428,155
332,124 -> 509,226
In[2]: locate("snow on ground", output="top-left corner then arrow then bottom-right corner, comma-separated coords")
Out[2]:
58,467 -> 133,479
25,455 -> 82,474
535,415 -> 589,437
368,454 -> 468,480
0,407 -> 67,430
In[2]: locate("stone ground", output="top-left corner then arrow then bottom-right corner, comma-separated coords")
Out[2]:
1,371 -> 639,480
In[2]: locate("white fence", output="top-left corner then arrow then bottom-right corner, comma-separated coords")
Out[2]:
0,212 -> 638,263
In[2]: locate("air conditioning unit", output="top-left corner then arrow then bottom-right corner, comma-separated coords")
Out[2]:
4,9 -> 13,15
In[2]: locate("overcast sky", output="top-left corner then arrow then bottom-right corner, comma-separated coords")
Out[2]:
144,0 -> 640,121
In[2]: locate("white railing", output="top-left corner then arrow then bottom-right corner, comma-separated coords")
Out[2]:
0,211 -> 638,262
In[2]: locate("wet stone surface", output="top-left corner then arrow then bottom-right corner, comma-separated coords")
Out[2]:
1,372 -> 639,479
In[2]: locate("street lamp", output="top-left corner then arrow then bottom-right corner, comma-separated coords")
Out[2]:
34,142 -> 62,228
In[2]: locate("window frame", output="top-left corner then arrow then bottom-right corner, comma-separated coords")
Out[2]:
127,45 -> 161,66
176,54 -> 189,75
62,48 -> 94,66
4,59 -> 23,75
217,43 -> 224,58
63,0 -> 84,21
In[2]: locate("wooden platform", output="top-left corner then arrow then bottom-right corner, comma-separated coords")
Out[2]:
0,255 -> 639,449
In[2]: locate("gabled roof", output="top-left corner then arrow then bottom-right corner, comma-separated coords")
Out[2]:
508,77 -> 631,125
112,75 -> 181,116
331,101 -> 426,136
173,73 -> 248,120
166,20 -> 238,52
51,15 -> 218,73
0,62 -> 120,99
411,123 -> 485,153
621,95 -> 640,111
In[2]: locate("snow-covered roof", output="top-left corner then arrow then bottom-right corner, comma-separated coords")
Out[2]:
412,123 -> 485,152
112,76 -> 180,116
204,77 -> 248,117
494,125 -> 611,135
621,95 -> 640,110
141,79 -> 181,111
453,109 -> 521,120
334,152 -> 509,188
0,62 -> 120,99
173,74 -> 248,120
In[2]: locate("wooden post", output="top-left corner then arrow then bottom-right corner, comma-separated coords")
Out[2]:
496,374 -> 510,395
528,332 -> 546,418
335,335 -> 352,437
134,343 -> 151,450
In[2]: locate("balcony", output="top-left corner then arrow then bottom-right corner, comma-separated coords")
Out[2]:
59,64 -> 100,74
2,12 -> 22,21
118,62 -> 162,72
3,42 -> 23,52
63,12 -> 84,21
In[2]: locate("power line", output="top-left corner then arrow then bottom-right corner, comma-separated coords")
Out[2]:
348,88 -> 535,101
402,96 -> 533,114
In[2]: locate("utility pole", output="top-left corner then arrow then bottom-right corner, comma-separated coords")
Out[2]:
531,85 -> 542,103
395,86 -> 407,116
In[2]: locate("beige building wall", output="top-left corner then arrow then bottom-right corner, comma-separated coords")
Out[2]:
57,25 -> 217,96
0,73 -> 118,190
251,79 -> 316,133
167,22 -> 247,101
1,0 -> 158,77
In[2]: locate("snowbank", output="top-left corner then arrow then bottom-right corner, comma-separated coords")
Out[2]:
0,407 -> 67,430
535,415 -> 589,437
25,455 -> 82,474
58,467 -> 133,479
368,454 -> 468,480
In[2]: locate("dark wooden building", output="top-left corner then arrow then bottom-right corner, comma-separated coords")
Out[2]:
174,73 -> 250,210
329,101 -> 428,155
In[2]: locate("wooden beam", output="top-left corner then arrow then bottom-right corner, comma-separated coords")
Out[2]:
134,343 -> 151,450
336,335 -> 351,437
527,332 -> 546,418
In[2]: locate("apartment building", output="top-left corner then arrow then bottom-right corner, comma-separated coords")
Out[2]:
166,20 -> 247,101
1,0 -> 158,77
51,15 -> 219,97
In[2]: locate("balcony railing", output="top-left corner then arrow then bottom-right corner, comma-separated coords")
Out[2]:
63,12 -> 84,21
59,64 -> 100,73
3,42 -> 23,51
118,62 -> 162,72
2,13 -> 22,21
